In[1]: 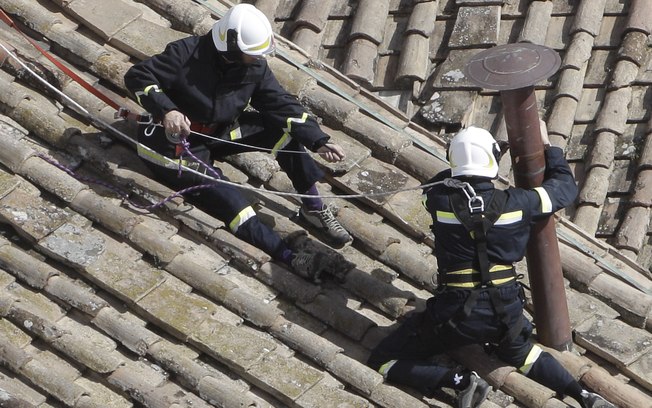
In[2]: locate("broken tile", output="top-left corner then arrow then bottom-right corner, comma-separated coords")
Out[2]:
65,0 -> 142,40
449,6 -> 500,48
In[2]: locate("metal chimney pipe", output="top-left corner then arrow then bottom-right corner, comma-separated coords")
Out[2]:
465,43 -> 572,350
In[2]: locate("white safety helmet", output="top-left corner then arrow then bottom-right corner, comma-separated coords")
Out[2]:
447,126 -> 500,178
212,4 -> 275,57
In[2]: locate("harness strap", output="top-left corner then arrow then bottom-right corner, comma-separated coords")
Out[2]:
448,188 -> 508,286
441,183 -> 523,344
488,287 -> 525,344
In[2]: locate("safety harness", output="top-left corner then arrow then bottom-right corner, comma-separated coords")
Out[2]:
439,179 -> 523,344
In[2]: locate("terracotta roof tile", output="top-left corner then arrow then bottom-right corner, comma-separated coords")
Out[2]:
594,197 -> 623,237
21,351 -> 88,405
576,312 -> 652,365
619,30 -> 649,67
626,170 -> 652,218
1,0 -> 652,406
294,0 -> 334,32
595,86 -> 631,135
406,1 -> 437,37
428,19 -> 455,61
0,371 -> 47,406
578,166 -> 611,207
291,27 -> 322,56
396,34 -> 429,81
610,59 -> 641,90
341,38 -> 378,85
626,0 -> 652,35
349,0 -> 389,44
571,0 -> 606,37
562,31 -> 593,70
255,0 -> 280,20
518,0 -> 552,44
548,96 -> 578,139
627,86 -> 651,122
615,206 -> 651,253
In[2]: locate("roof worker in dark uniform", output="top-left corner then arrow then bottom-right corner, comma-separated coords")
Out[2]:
124,4 -> 352,281
366,123 -> 615,408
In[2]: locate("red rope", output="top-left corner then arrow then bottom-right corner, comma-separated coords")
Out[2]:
0,7 -> 121,110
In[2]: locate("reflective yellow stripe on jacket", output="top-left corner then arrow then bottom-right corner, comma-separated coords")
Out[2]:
436,210 -> 523,225
135,84 -> 162,106
271,113 -> 308,156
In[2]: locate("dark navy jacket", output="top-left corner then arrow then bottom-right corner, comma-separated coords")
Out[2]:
123,33 -> 328,150
423,146 -> 578,272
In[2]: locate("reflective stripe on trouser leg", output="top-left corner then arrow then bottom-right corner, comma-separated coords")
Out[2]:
518,344 -> 542,375
522,350 -> 577,396
378,360 -> 398,379
229,206 -> 257,234
232,216 -> 288,261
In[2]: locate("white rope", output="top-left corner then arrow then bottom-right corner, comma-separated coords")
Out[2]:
0,42 -> 444,200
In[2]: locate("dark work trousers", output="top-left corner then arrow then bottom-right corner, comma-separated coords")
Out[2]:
366,282 -> 575,397
136,111 -> 324,260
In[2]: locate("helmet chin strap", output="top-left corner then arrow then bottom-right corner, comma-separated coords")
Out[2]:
219,50 -> 244,65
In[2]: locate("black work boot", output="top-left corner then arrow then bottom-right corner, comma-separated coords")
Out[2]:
290,251 -> 326,283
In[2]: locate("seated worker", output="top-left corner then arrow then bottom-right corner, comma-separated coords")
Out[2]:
366,124 -> 615,408
123,4 -> 352,281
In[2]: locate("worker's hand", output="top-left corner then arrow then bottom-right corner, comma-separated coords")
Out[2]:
317,143 -> 346,162
163,110 -> 191,144
539,119 -> 550,146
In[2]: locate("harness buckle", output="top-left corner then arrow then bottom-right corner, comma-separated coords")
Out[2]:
468,195 -> 484,214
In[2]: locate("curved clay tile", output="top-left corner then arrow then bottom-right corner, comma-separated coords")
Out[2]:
594,86 -> 632,135
394,0 -> 438,83
405,1 -> 437,37
561,31 -> 594,71
615,205 -> 651,253
395,34 -> 429,82
293,0 -> 334,33
570,0 -> 606,37
342,38 -> 378,85
252,0 -> 281,21
138,0 -> 216,35
290,0 -> 335,55
291,27 -> 323,56
348,0 -> 389,44
618,30 -> 649,67
626,0 -> 652,35
518,0 -> 552,44
3,0 -> 652,407
556,66 -> 587,101
547,96 -> 580,139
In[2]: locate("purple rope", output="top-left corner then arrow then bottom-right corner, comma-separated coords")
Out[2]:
37,143 -> 219,211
